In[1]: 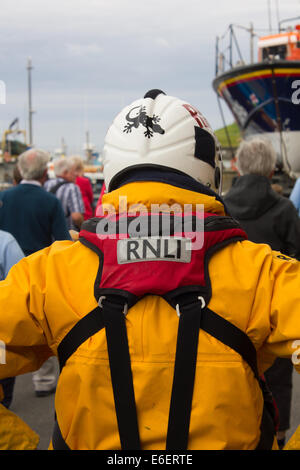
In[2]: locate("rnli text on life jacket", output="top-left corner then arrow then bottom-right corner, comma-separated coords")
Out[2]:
117,237 -> 192,264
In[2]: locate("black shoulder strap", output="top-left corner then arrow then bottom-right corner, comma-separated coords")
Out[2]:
100,295 -> 141,450
53,291 -> 274,450
166,296 -> 204,450
164,292 -> 261,450
57,305 -> 104,371
54,294 -> 141,451
49,180 -> 69,194
49,180 -> 71,217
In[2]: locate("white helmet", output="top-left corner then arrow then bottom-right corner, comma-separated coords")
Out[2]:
102,89 -> 223,194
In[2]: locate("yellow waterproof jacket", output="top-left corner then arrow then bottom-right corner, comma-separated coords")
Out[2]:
0,385 -> 39,449
0,181 -> 300,450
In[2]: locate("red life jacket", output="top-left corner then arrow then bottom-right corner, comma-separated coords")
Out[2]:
52,211 -> 276,450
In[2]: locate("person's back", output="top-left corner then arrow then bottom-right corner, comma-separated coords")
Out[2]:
0,183 -> 70,255
0,188 -> 298,450
1,91 -> 300,450
44,157 -> 84,231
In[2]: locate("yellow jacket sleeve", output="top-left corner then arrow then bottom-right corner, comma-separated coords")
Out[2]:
259,251 -> 300,372
0,248 -> 53,380
0,403 -> 39,450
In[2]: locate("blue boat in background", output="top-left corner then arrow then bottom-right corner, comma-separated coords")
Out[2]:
213,19 -> 300,178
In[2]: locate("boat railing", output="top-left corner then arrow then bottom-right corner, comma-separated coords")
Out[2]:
215,23 -> 258,76
215,17 -> 300,76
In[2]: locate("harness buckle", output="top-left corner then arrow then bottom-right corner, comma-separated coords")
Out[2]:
98,295 -> 128,316
98,295 -> 106,309
123,303 -> 128,316
175,296 -> 206,317
198,296 -> 206,309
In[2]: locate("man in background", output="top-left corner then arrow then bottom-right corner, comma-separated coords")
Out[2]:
0,149 -> 71,256
44,157 -> 85,231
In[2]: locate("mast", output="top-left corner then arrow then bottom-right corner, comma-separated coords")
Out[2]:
27,57 -> 34,146
85,130 -> 93,161
61,137 -> 67,157
250,22 -> 254,64
267,0 -> 272,32
275,0 -> 280,33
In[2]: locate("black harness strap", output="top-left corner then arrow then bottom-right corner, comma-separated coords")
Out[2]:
57,306 -> 104,371
49,180 -> 69,194
54,298 -> 140,451
53,306 -> 105,451
53,297 -> 273,450
256,396 -> 277,450
164,288 -> 269,450
100,296 -> 141,450
201,308 -> 275,449
52,419 -> 71,451
49,180 -> 71,217
201,307 -> 259,380
166,298 -> 203,450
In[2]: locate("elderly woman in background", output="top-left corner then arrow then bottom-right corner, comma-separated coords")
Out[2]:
225,137 -> 300,257
69,156 -> 94,221
224,137 -> 300,449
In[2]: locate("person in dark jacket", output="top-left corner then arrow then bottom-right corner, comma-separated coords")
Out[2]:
224,137 -> 300,449
224,140 -> 300,258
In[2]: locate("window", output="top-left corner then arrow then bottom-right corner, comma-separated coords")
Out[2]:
262,45 -> 287,60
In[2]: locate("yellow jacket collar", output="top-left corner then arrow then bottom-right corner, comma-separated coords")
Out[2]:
102,181 -> 225,216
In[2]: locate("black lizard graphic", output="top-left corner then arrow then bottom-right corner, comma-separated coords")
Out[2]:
123,105 -> 165,138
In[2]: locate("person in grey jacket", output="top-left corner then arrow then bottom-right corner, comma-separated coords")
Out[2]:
224,139 -> 300,259
224,137 -> 300,448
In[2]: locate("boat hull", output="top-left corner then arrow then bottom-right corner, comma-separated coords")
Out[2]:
213,61 -> 300,173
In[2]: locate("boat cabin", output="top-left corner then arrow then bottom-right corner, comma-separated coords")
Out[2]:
258,25 -> 300,61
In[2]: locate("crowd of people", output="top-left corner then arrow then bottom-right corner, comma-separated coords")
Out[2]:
0,89 -> 300,450
0,151 -> 94,404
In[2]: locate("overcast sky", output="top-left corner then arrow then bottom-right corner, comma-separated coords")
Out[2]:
0,0 -> 299,156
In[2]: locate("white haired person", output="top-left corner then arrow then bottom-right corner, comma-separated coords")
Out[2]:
0,149 -> 70,256
224,137 -> 300,448
44,157 -> 85,231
